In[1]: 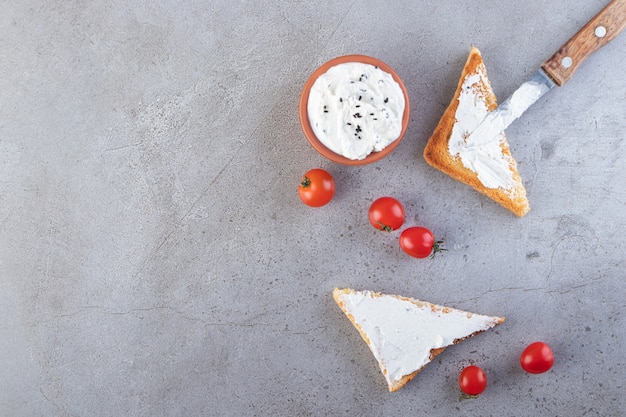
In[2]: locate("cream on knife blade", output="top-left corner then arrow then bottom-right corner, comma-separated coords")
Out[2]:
466,0 -> 626,147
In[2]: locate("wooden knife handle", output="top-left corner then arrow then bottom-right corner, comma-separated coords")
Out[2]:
541,0 -> 626,86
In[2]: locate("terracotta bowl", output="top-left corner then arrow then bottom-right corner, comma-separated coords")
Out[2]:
299,55 -> 410,166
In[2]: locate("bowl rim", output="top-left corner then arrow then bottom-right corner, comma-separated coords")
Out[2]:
299,54 -> 410,166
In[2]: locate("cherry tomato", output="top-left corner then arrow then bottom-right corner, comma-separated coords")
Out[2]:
520,341 -> 554,374
459,365 -> 487,396
399,226 -> 445,258
298,168 -> 335,207
368,197 -> 405,232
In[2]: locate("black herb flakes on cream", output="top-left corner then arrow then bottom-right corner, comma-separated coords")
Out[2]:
307,62 -> 405,160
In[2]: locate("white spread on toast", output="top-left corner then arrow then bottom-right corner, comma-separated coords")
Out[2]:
307,62 -> 405,160
467,77 -> 548,148
334,289 -> 503,388
447,68 -> 516,190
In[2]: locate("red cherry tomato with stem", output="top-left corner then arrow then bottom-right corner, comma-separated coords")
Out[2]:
459,365 -> 487,397
520,341 -> 554,374
399,226 -> 446,258
298,168 -> 335,207
368,197 -> 405,232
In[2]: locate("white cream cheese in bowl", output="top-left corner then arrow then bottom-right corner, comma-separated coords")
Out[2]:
306,61 -> 406,161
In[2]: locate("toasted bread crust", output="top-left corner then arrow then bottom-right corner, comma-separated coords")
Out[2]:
424,47 -> 530,217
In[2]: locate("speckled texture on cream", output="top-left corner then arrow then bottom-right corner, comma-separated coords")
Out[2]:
1,1 -> 625,416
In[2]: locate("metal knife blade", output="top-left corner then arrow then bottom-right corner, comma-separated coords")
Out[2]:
464,0 -> 626,147
465,69 -> 555,147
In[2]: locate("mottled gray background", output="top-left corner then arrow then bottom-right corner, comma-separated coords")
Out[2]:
1,1 -> 624,416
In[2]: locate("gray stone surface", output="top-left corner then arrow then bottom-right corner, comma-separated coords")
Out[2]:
1,1 -> 624,416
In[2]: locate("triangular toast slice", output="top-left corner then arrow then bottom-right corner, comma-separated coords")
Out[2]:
424,46 -> 530,217
333,288 -> 504,392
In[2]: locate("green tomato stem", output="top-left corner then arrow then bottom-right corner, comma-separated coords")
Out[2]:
430,240 -> 447,259
377,222 -> 393,232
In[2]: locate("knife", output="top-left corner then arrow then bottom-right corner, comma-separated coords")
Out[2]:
466,0 -> 626,147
